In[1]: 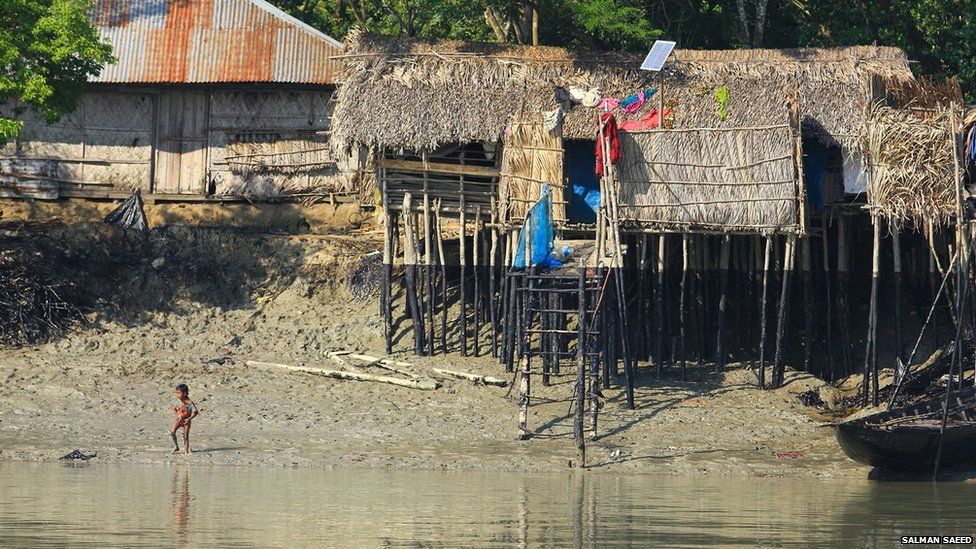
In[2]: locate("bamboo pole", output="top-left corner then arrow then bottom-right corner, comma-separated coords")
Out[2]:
423,192 -> 434,356
459,199 -> 468,356
246,361 -> 438,390
801,236 -> 813,375
382,200 -> 394,355
575,267 -> 587,467
715,235 -> 731,371
821,215 -> 835,380
401,194 -> 425,355
638,234 -> 648,361
655,234 -> 666,377
490,198 -> 499,358
435,200 -> 448,355
772,234 -> 796,388
431,368 -> 508,387
474,208 -> 482,356
680,233 -> 689,380
865,217 -> 882,406
837,214 -> 852,376
893,226 -> 904,368
758,235 -> 772,388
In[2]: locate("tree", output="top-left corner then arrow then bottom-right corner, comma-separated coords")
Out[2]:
0,0 -> 113,144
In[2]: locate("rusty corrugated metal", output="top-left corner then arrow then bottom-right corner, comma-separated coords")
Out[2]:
90,0 -> 341,84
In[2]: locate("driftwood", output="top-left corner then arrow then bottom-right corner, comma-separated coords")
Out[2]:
247,360 -> 439,390
431,368 -> 508,387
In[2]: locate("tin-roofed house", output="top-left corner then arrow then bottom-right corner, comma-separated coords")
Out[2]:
0,0 -> 347,206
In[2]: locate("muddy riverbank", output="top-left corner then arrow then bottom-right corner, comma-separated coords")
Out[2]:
0,223 -> 866,477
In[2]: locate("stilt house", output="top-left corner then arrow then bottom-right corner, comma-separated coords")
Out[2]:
334,32 -> 971,432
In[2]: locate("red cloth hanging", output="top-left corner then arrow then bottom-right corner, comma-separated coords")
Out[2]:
595,112 -> 621,176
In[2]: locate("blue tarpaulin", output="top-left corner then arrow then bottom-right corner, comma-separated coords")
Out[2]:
513,187 -> 564,270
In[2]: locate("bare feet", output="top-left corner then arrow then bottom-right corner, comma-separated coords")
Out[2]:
184,448 -> 192,455
172,447 -> 181,454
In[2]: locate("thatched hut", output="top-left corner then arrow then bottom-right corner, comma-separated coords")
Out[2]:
334,31 -> 915,234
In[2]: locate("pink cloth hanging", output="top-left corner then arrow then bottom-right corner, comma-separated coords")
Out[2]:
619,108 -> 671,132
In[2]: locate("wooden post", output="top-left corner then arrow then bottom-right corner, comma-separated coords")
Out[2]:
680,233 -> 689,380
865,217 -> 882,406
655,234 -> 666,377
574,267 -> 587,467
490,200 -> 499,358
821,215 -> 835,380
772,234 -> 796,388
382,202 -> 394,355
637,234 -> 648,361
401,193 -> 425,355
422,193 -> 434,356
892,226 -> 904,367
459,201 -> 468,356
715,235 -> 731,371
801,236 -> 813,375
837,214 -> 852,377
473,208 -> 482,357
435,201 -> 448,355
758,236 -> 772,388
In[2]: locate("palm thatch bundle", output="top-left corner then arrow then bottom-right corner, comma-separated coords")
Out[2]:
498,118 -> 565,223
333,30 -> 913,153
615,124 -> 800,233
861,105 -> 957,229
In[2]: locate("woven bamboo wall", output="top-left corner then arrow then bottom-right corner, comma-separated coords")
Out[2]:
207,90 -> 350,198
2,92 -> 153,190
498,119 -> 565,225
615,125 -> 801,233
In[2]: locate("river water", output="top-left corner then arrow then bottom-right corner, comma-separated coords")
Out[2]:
0,462 -> 972,547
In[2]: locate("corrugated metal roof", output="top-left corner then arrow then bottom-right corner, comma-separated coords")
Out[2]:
90,0 -> 342,84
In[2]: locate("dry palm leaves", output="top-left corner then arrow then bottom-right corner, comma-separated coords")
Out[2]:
861,105 -> 957,230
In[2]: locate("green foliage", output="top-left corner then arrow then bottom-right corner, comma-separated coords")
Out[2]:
0,0 -> 113,144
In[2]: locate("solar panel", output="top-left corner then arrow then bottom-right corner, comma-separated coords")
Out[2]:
640,40 -> 677,71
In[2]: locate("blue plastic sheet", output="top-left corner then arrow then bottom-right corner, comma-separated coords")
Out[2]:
513,187 -> 564,270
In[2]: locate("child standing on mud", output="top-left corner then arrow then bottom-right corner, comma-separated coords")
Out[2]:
170,384 -> 199,454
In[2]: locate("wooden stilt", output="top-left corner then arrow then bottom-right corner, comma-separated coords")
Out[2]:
655,234 -> 666,377
837,214 -> 852,377
821,215 -> 835,380
422,194 -> 434,356
435,201 -> 448,355
864,217 -> 882,406
758,236 -> 772,388
401,194 -> 425,355
801,236 -> 813,374
715,235 -> 731,371
490,201 -> 499,358
772,234 -> 796,388
459,202 -> 468,356
893,226 -> 904,367
680,234 -> 689,380
382,203 -> 394,355
574,267 -> 587,467
637,234 -> 648,361
473,208 -> 482,357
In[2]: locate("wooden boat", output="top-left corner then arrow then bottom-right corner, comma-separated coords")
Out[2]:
834,385 -> 976,471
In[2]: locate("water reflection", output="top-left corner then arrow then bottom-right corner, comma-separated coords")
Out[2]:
171,468 -> 190,541
0,462 -> 972,547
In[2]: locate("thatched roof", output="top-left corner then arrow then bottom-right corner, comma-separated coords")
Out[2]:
333,31 -> 913,151
861,105 -> 958,229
